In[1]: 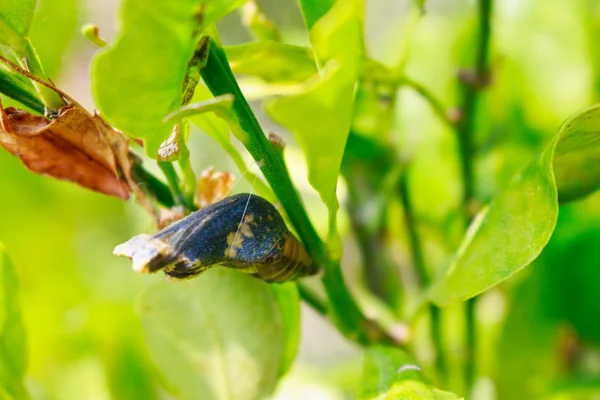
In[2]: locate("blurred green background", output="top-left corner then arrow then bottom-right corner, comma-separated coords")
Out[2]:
2,0 -> 600,398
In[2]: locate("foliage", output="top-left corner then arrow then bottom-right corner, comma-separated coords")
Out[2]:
0,0 -> 600,399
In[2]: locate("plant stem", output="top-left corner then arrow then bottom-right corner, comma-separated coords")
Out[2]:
401,76 -> 453,128
130,161 -> 175,208
0,68 -> 46,113
157,161 -> 190,210
18,40 -> 65,112
343,161 -> 402,313
398,167 -> 447,383
200,39 -> 390,344
297,282 -> 328,316
455,0 -> 493,391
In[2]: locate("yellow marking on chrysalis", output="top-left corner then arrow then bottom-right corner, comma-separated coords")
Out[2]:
238,222 -> 254,238
244,213 -> 254,223
267,215 -> 274,221
225,231 -> 244,258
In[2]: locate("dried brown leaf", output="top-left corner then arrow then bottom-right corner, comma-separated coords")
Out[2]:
195,166 -> 234,208
0,102 -> 136,199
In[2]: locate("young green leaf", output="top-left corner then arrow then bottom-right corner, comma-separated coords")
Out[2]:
430,104 -> 600,306
92,0 -> 247,157
225,42 -> 317,83
267,0 -> 363,244
357,346 -> 461,400
0,0 -> 64,110
0,244 -> 28,400
297,0 -> 335,30
270,283 -> 300,378
29,0 -> 79,78
0,65 -> 44,113
187,84 -> 274,200
138,268 -> 285,400
0,0 -> 35,50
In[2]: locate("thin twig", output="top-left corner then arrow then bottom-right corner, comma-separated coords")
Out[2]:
398,167 -> 447,383
158,161 -> 192,211
401,76 -> 453,127
455,0 -> 493,391
298,282 -> 328,316
200,39 -> 395,345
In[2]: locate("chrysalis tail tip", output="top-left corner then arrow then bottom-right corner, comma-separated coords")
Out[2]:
113,234 -> 167,274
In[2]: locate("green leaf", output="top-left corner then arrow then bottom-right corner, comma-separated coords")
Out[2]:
357,346 -> 461,400
225,42 -> 316,83
430,104 -> 600,306
270,283 -> 300,378
0,0 -> 35,50
297,0 -> 335,30
266,0 -> 363,244
0,244 -> 28,400
92,0 -> 247,157
187,84 -> 274,200
0,64 -> 45,113
138,268 -> 284,400
29,0 -> 80,78
162,93 -> 235,125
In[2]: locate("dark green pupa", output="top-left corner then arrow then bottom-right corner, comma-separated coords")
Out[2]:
114,193 -> 318,282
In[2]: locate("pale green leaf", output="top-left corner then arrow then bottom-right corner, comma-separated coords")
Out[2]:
266,0 -> 363,244
270,283 -> 300,378
188,84 -> 274,200
139,268 -> 284,400
225,42 -> 316,83
0,64 -> 44,113
92,0 -> 247,157
162,94 -> 235,125
29,0 -> 79,78
430,104 -> 600,305
267,62 -> 356,241
0,0 -> 35,50
297,0 -> 334,29
357,346 -> 461,400
0,244 -> 28,400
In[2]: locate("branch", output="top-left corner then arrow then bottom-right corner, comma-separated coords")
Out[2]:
401,76 -> 453,128
454,0 -> 493,390
199,39 -> 395,345
297,282 -> 328,316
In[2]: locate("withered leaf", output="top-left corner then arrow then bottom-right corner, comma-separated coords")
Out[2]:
0,102 -> 136,199
195,166 -> 234,208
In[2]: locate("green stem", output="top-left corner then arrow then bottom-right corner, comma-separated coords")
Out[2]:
175,122 -> 197,205
17,39 -> 64,112
200,39 -> 387,344
398,167 -> 447,383
0,67 -> 45,113
130,162 -> 175,208
398,169 -> 428,286
455,0 -> 493,391
401,76 -> 453,128
344,162 -> 402,312
298,282 -> 328,315
157,161 -> 190,211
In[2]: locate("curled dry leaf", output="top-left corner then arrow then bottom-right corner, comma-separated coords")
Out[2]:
195,166 -> 234,208
0,101 -> 138,199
